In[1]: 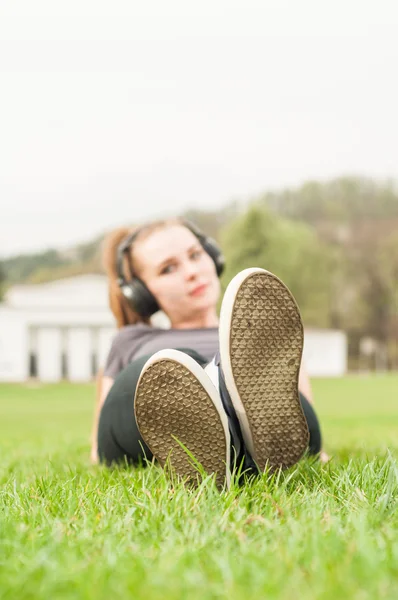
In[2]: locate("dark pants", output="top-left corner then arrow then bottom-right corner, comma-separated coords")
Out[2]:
98,349 -> 322,466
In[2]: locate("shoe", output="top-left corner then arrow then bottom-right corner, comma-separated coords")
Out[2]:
134,349 -> 231,489
218,268 -> 309,472
204,355 -> 249,473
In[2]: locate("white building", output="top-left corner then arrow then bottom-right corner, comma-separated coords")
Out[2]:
0,275 -> 116,382
0,275 -> 347,382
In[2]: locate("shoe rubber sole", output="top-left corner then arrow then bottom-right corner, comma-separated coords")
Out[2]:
219,268 -> 309,471
134,349 -> 231,489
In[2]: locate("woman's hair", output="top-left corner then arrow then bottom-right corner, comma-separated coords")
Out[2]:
102,218 -> 183,328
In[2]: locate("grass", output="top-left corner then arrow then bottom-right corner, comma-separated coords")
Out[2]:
0,375 -> 398,599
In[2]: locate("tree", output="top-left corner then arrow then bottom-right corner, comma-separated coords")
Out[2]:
0,263 -> 5,301
261,176 -> 398,225
220,204 -> 335,327
258,176 -> 398,368
182,202 -> 241,242
376,232 -> 398,369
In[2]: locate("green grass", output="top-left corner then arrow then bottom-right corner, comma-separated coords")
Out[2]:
1,375 -> 398,599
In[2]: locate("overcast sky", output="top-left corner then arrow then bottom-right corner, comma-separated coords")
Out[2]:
1,0 -> 397,257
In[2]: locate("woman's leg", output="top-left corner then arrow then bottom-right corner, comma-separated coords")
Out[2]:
207,355 -> 323,467
299,392 -> 322,456
97,354 -> 322,467
97,349 -> 207,465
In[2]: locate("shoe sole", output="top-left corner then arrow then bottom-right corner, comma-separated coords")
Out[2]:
219,268 -> 309,471
134,349 -> 231,489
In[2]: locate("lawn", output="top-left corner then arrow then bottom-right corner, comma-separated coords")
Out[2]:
1,375 -> 398,599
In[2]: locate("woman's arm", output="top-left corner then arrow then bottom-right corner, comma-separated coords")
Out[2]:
90,369 -> 115,463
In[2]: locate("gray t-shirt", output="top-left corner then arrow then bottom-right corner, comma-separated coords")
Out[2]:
104,323 -> 219,378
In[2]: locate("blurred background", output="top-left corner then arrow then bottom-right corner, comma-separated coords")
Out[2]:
1,0 -> 397,382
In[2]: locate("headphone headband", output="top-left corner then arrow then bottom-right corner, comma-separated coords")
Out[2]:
116,229 -> 141,287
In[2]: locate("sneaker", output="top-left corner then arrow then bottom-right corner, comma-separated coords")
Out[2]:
204,354 -> 249,473
218,268 -> 309,472
134,349 -> 231,489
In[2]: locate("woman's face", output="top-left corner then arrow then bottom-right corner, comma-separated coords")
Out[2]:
133,224 -> 220,325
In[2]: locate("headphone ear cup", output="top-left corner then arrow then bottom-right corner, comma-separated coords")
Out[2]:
121,279 -> 160,318
201,239 -> 225,277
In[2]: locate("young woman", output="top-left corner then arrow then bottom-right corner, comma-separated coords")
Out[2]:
91,218 -> 325,487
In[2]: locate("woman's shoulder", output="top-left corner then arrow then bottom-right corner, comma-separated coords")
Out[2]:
113,323 -> 219,343
113,322 -> 161,343
112,323 -> 218,345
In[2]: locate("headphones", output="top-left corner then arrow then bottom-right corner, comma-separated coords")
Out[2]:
116,219 -> 225,318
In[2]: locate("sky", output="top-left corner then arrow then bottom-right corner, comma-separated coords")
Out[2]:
1,0 -> 398,257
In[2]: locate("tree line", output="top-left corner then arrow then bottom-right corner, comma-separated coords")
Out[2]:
1,176 -> 397,369
188,177 -> 398,369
